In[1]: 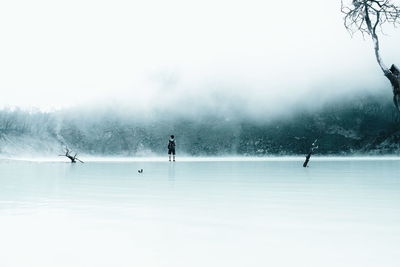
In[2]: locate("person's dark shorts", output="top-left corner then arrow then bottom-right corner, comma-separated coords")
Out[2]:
168,148 -> 175,155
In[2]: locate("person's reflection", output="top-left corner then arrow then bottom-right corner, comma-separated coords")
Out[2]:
168,162 -> 175,182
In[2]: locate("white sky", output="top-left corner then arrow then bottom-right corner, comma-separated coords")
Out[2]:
0,0 -> 399,111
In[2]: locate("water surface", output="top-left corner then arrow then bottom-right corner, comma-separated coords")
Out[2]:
1,159 -> 399,267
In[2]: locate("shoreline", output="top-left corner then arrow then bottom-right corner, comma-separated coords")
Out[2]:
2,155 -> 400,163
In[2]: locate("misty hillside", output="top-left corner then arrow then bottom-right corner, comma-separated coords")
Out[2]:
1,95 -> 400,157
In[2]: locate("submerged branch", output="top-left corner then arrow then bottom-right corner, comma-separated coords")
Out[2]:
60,147 -> 84,163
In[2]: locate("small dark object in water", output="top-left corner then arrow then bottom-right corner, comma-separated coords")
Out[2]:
138,169 -> 143,173
303,139 -> 318,168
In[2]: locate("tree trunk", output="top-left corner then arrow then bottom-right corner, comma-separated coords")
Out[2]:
364,5 -> 387,72
66,155 -> 77,163
364,4 -> 400,109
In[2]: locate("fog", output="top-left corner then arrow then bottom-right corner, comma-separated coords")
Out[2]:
0,0 -> 399,117
1,1 -> 400,157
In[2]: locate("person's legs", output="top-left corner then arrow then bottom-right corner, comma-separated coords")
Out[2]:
173,149 -> 176,161
168,150 -> 171,161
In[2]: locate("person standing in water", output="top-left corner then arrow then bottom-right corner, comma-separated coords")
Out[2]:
168,135 -> 176,162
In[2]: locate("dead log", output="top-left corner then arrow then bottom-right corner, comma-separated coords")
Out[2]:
59,147 -> 84,163
303,139 -> 318,168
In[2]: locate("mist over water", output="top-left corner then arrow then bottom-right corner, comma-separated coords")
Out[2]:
1,92 -> 400,157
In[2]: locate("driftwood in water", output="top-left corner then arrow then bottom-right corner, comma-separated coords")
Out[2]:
59,147 -> 84,163
303,152 -> 312,168
303,139 -> 318,168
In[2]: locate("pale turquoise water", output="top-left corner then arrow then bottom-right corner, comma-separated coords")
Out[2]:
0,159 -> 400,267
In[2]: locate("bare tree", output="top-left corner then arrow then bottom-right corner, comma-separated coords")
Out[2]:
341,0 -> 400,109
59,147 -> 84,163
